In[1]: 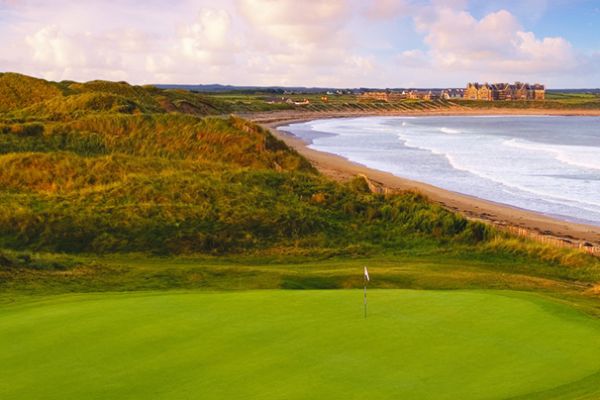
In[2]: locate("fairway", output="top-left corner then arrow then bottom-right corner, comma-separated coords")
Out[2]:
2,290 -> 600,399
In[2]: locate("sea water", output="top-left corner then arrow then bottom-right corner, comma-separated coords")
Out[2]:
281,116 -> 600,226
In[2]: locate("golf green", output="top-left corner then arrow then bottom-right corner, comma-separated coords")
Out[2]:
1,290 -> 600,399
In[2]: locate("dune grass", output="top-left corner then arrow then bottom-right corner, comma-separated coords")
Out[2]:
2,290 -> 600,400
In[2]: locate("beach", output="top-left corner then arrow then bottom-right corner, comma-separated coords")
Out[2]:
258,110 -> 600,249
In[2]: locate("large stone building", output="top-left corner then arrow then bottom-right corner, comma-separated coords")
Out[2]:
465,82 -> 545,101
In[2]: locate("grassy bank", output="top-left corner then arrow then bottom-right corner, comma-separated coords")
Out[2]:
2,251 -> 599,316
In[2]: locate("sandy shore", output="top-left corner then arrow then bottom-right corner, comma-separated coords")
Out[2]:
256,109 -> 600,248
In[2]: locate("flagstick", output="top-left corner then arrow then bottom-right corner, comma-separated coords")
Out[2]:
364,275 -> 367,319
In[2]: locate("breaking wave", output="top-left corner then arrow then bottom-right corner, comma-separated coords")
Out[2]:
281,115 -> 600,226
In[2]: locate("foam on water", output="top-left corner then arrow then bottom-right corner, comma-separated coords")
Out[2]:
281,116 -> 600,226
440,127 -> 462,135
504,138 -> 600,171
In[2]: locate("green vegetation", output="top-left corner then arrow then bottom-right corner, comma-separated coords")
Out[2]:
2,73 -> 600,399
0,73 -> 598,292
0,74 -> 499,256
2,290 -> 600,400
544,91 -> 600,101
459,100 -> 600,110
198,90 -> 600,113
0,112 -> 488,254
0,73 -> 63,112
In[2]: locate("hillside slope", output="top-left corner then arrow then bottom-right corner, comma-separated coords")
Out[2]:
0,74 -> 497,256
0,115 -> 481,254
0,72 -> 231,118
0,73 -> 63,112
0,73 -> 597,277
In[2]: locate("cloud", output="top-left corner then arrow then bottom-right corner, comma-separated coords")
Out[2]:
26,26 -> 87,68
237,0 -> 349,43
0,0 -> 597,87
21,22 -> 166,82
232,0 -> 375,84
364,0 -> 411,20
179,9 -> 237,64
23,26 -> 134,81
397,49 -> 427,67
410,6 -> 579,76
236,0 -> 352,63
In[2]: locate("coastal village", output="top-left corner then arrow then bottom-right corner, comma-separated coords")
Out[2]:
359,82 -> 546,102
354,82 -> 545,102
268,82 -> 546,105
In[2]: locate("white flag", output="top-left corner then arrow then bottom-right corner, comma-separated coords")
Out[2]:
364,266 -> 370,281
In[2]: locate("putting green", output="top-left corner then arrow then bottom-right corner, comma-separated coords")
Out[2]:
1,290 -> 600,399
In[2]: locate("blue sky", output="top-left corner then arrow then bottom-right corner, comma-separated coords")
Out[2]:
0,0 -> 598,88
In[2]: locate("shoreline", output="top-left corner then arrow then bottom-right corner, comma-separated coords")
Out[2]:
248,107 -> 600,125
256,109 -> 600,249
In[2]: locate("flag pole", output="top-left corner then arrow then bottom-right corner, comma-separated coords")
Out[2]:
363,266 -> 369,319
364,277 -> 367,318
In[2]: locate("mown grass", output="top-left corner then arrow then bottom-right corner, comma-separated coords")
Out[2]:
2,290 -> 600,400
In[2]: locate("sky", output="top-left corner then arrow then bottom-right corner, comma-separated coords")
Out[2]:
0,0 -> 599,88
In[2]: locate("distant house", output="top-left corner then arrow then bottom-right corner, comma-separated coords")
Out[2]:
265,96 -> 287,104
533,84 -> 545,100
465,82 -> 545,101
359,91 -> 410,102
407,90 -> 435,100
464,83 -> 480,100
359,91 -> 390,101
441,89 -> 464,99
388,92 -> 407,101
478,83 -> 494,101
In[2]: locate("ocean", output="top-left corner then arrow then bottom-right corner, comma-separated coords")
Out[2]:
281,116 -> 600,226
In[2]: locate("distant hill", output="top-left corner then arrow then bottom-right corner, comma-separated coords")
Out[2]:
154,83 -> 355,94
153,83 -> 471,93
0,72 -> 64,112
0,72 -> 232,118
156,83 -> 600,94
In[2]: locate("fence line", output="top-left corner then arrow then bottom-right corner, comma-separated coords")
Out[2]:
497,224 -> 600,256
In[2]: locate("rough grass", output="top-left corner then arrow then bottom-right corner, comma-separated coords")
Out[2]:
0,73 -> 63,112
0,108 -> 500,255
2,252 -> 599,314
